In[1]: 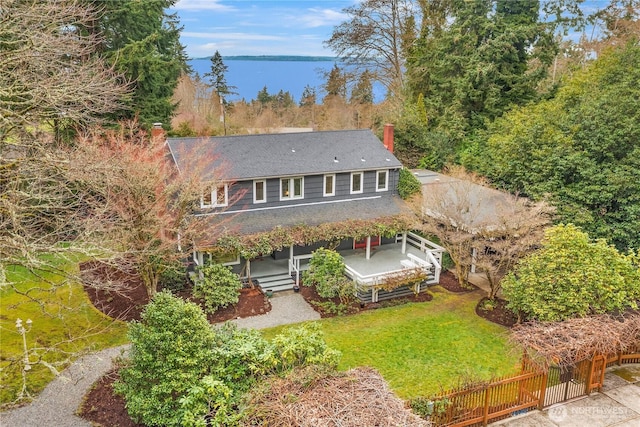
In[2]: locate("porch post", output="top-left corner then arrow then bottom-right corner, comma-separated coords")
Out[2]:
401,231 -> 407,254
366,236 -> 371,260
289,244 -> 294,275
471,248 -> 477,273
246,259 -> 251,278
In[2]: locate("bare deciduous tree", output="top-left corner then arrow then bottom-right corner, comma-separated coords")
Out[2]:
472,198 -> 553,299
0,0 -> 129,284
71,124 -> 210,298
324,0 -> 419,99
418,167 -> 553,297
0,0 -> 129,141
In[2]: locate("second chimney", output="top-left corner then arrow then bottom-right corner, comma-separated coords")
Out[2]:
151,122 -> 164,141
383,123 -> 394,153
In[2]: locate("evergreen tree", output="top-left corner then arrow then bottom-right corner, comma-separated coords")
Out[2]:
256,86 -> 273,105
350,71 -> 374,104
82,0 -> 189,127
323,64 -> 347,102
204,51 -> 235,97
300,85 -> 317,107
406,0 -> 554,143
480,42 -> 640,251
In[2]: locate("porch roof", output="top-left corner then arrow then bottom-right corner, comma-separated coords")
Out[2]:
194,195 -> 412,248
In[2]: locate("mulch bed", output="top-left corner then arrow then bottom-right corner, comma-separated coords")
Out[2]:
437,270 -> 479,293
476,297 -> 518,328
79,368 -> 142,427
80,260 -> 271,323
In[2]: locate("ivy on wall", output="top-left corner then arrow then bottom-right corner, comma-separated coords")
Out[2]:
202,215 -> 416,259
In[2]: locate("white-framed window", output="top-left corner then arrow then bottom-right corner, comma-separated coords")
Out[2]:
201,184 -> 228,208
253,180 -> 266,204
351,172 -> 363,194
376,170 -> 388,192
280,177 -> 304,200
323,174 -> 335,197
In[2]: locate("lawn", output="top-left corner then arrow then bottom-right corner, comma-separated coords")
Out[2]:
263,287 -> 520,399
0,254 -> 129,407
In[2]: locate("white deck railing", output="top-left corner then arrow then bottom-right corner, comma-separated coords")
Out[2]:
345,233 -> 444,302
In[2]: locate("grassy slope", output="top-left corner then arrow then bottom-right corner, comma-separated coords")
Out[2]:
1,255 -> 128,407
264,287 -> 519,399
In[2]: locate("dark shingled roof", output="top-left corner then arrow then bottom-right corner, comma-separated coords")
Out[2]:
195,195 -> 410,245
167,129 -> 402,181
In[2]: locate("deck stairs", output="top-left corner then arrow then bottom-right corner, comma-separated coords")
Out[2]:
249,272 -> 297,293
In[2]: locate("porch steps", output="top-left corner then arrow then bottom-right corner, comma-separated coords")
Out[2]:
252,272 -> 296,293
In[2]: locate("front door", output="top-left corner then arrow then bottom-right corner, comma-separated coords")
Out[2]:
354,236 -> 380,249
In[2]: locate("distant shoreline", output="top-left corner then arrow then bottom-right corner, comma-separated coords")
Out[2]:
191,55 -> 337,62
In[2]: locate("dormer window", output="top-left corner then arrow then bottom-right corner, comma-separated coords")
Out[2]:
351,172 -> 363,194
376,170 -> 388,192
280,177 -> 303,200
201,184 -> 228,208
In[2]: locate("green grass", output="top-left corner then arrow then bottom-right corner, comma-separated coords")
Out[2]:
1,255 -> 128,407
263,287 -> 519,399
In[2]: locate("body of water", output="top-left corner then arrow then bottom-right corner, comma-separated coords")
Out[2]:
188,57 -> 385,104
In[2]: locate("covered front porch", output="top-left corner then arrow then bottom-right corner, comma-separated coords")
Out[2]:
225,232 -> 445,303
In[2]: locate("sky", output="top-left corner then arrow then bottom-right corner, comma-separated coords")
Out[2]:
171,0 -> 357,58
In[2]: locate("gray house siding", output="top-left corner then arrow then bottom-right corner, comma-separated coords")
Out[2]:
201,168 -> 400,214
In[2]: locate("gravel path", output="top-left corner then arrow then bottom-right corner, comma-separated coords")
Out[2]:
0,292 -> 318,426
0,345 -> 129,427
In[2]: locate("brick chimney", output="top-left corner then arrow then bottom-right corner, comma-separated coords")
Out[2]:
151,122 -> 164,141
383,123 -> 394,153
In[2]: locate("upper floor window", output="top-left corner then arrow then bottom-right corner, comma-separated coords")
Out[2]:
376,170 -> 388,192
201,184 -> 228,208
351,172 -> 363,194
280,177 -> 303,200
253,180 -> 266,204
323,174 -> 335,197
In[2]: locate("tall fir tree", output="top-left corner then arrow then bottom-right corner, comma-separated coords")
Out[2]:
407,0 -> 554,142
204,51 -> 235,98
350,71 -> 374,104
82,0 -> 189,127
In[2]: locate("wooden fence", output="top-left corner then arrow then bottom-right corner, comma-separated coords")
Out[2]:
427,349 -> 640,427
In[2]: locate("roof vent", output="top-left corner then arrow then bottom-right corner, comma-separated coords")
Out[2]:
386,158 -> 390,162
334,157 -> 339,163
291,148 -> 295,153
361,157 -> 366,162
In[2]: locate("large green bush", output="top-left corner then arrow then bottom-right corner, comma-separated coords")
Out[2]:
302,248 -> 352,299
114,291 -> 215,426
194,263 -> 242,314
115,293 -> 341,426
272,323 -> 341,370
502,224 -> 640,322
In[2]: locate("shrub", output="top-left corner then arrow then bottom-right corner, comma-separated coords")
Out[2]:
179,376 -> 240,427
159,259 -> 187,292
210,323 -> 277,388
398,167 -> 422,199
302,248 -> 353,300
194,263 -> 242,314
502,224 -> 640,321
114,291 -> 215,427
272,323 -> 341,370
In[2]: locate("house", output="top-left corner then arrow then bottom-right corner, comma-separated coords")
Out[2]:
166,125 -> 444,302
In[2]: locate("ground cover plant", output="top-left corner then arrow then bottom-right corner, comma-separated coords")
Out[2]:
263,286 -> 519,399
0,255 -> 128,407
